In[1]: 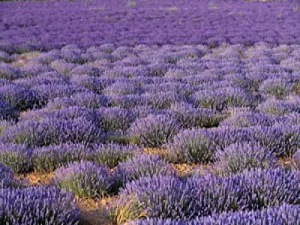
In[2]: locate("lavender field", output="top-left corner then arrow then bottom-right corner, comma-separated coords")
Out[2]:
0,0 -> 300,225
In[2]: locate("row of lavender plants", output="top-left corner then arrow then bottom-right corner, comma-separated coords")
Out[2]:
1,0 -> 300,51
0,43 -> 299,224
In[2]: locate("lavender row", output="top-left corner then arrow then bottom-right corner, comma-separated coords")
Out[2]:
127,204 -> 300,225
114,169 -> 300,223
1,0 -> 300,51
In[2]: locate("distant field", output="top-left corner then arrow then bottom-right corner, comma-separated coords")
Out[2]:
1,0 -> 300,52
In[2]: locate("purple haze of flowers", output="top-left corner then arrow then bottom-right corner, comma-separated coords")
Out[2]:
0,186 -> 80,225
1,0 -> 300,50
54,160 -> 112,198
128,114 -> 180,147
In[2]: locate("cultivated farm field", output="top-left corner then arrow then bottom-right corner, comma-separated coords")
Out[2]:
0,0 -> 300,225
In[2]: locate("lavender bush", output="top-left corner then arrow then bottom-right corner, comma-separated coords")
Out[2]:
115,154 -> 175,185
31,143 -> 86,173
0,143 -> 32,173
54,161 -> 112,198
215,142 -> 278,174
85,143 -> 142,168
128,114 -> 180,147
0,186 -> 80,225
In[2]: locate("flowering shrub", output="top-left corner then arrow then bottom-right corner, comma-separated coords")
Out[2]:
115,154 -> 175,184
0,186 -> 80,225
215,142 -> 278,174
85,143 -> 142,168
128,114 -> 180,147
2,118 -> 102,147
0,143 -> 32,173
54,161 -> 113,198
32,143 -> 86,173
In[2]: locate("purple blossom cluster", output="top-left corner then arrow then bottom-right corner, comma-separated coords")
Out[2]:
0,186 -> 80,225
54,161 -> 113,198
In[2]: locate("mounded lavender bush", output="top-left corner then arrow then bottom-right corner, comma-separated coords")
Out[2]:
85,143 -> 142,168
0,85 -> 42,110
69,92 -> 109,108
215,142 -> 278,174
54,161 -> 112,198
2,117 -> 102,147
142,92 -> 181,109
0,163 -> 13,188
31,143 -> 86,173
192,87 -> 253,111
188,168 -> 300,217
70,75 -> 114,94
249,124 -> 300,157
170,102 -> 223,128
115,175 -> 196,224
0,186 -> 80,225
0,143 -> 32,173
128,114 -> 180,147
257,98 -> 298,116
259,78 -> 292,99
98,107 -> 136,133
0,63 -> 21,80
115,154 -> 175,185
220,112 -> 275,127
165,128 -> 215,163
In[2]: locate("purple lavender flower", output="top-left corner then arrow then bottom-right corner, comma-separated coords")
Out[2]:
128,114 -> 180,147
98,107 -> 137,133
171,102 -> 223,128
2,117 -> 102,147
0,63 -> 22,80
259,78 -> 293,99
0,143 -> 32,173
215,142 -> 278,174
165,128 -> 215,163
85,143 -> 142,168
0,84 -> 41,110
115,175 -> 196,223
54,161 -> 112,198
0,186 -> 80,224
70,75 -> 114,94
32,143 -> 86,173
220,112 -> 275,127
191,204 -> 300,225
115,154 -> 175,184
